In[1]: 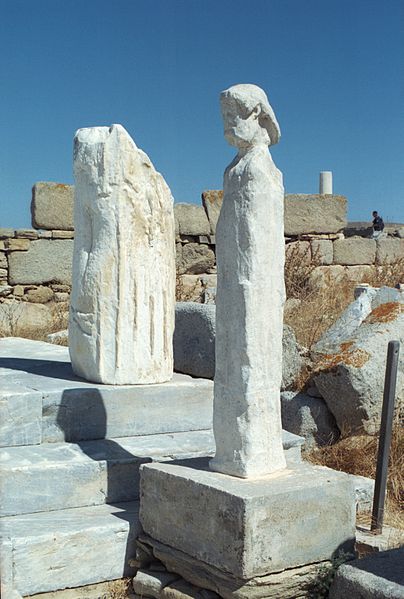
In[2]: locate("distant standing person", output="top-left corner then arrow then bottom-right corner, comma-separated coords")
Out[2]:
372,210 -> 385,239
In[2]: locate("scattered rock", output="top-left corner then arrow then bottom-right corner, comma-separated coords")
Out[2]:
281,324 -> 305,390
161,579 -> 204,599
313,287 -> 404,435
31,182 -> 74,230
25,286 -> 54,303
376,238 -> 404,264
0,285 -> 12,297
201,190 -> 223,234
329,547 -> 404,599
0,301 -> 53,336
333,237 -> 376,265
4,238 -> 31,251
310,239 -> 333,265
8,239 -> 73,285
280,391 -> 339,448
0,252 -> 7,269
178,243 -> 215,275
284,194 -> 347,236
176,275 -> 203,302
174,303 -> 215,379
47,329 -> 68,344
175,204 -> 211,236
133,569 -> 179,599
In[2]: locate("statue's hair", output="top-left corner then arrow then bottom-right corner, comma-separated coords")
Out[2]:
220,83 -> 281,145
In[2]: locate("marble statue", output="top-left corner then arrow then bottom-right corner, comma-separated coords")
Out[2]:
210,84 -> 287,478
69,124 -> 175,385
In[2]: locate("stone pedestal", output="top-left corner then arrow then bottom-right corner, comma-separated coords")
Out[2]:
140,460 -> 356,581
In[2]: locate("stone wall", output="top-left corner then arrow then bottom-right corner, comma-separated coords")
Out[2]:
0,183 -> 403,309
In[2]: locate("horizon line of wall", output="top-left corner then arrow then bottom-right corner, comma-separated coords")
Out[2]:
0,182 -> 404,309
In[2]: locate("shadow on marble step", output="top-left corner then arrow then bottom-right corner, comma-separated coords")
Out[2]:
0,430 -> 303,517
0,338 -> 214,446
0,501 -> 140,598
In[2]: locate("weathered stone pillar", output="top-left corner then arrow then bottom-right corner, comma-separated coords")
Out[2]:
69,124 -> 175,385
210,84 -> 287,478
319,171 -> 333,194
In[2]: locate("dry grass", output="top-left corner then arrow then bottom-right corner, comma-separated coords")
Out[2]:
306,421 -> 404,529
284,242 -> 322,300
365,257 -> 404,288
284,252 -> 404,350
106,578 -> 135,599
284,277 -> 355,349
0,299 -> 69,342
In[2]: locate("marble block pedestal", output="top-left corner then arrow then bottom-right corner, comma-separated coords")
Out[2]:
140,460 -> 356,581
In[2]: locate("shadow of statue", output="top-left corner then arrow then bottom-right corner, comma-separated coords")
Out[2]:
56,387 -> 144,578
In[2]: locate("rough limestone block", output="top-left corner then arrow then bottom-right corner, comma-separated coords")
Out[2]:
376,238 -> 404,264
0,302 -> 54,336
178,243 -> 216,275
212,84 -> 286,478
314,287 -> 377,352
140,460 -> 356,579
0,383 -> 42,447
4,238 -> 30,251
175,274 -> 203,302
285,240 -> 311,264
333,237 -> 376,265
0,228 -> 14,238
31,182 -> 74,230
313,287 -> 404,434
310,239 -> 333,265
8,239 -> 73,284
69,124 -> 175,385
281,324 -> 305,390
133,570 -> 180,599
174,204 -> 211,236
146,536 -> 332,599
329,547 -> 404,599
201,191 -> 223,234
280,391 -> 339,448
0,501 -> 140,596
174,303 -> 216,379
14,229 -> 38,239
0,252 -> 7,268
284,195 -> 347,235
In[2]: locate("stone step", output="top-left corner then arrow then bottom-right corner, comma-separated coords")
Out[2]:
0,501 -> 140,598
0,338 -> 213,447
0,429 -> 303,517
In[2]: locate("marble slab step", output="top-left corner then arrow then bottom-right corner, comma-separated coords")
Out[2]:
0,338 -> 213,447
0,501 -> 140,598
0,430 -> 216,516
0,429 -> 303,517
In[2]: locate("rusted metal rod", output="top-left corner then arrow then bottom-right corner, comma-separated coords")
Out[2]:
371,340 -> 400,533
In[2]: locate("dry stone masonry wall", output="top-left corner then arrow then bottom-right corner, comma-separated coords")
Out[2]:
1,182 -> 404,309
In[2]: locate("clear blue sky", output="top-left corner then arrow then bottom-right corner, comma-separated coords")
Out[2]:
1,0 -> 403,227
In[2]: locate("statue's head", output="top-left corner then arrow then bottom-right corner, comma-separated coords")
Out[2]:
220,84 -> 280,150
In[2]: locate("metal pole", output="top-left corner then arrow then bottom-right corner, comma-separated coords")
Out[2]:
371,340 -> 400,533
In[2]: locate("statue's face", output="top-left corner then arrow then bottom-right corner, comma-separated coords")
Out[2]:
221,95 -> 261,149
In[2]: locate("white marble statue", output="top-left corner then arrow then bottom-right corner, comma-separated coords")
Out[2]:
69,124 -> 175,385
210,84 -> 287,478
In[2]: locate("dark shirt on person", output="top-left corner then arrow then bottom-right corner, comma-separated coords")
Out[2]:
373,215 -> 384,231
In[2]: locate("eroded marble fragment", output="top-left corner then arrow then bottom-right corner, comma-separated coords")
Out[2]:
210,84 -> 286,477
69,124 -> 175,384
